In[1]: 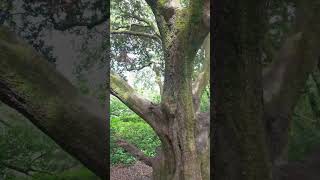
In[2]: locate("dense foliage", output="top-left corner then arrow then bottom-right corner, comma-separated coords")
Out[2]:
110,97 -> 161,165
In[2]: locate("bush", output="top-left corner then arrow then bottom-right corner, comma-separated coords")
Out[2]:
110,116 -> 161,165
11,168 -> 99,180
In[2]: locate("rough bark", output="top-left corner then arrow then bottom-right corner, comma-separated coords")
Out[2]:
213,0 -> 320,179
0,27 -> 107,179
263,0 -> 320,167
213,1 -> 272,180
110,72 -> 166,136
155,1 -> 209,179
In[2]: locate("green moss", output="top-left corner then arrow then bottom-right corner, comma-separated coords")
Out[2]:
31,168 -> 99,180
158,0 -> 168,7
110,73 -> 134,100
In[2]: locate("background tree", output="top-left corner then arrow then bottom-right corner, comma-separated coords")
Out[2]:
213,0 -> 320,179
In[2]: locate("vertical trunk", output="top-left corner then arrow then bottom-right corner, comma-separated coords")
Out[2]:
213,1 -> 272,180
153,25 -> 207,179
152,131 -> 209,180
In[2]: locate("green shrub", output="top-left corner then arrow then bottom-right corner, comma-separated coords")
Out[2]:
110,116 -> 161,165
22,168 -> 98,180
288,86 -> 320,161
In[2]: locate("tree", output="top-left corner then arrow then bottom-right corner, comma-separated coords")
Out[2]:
0,26 -> 107,179
3,0 -> 320,179
110,0 -> 210,179
0,0 -> 109,179
213,0 -> 320,180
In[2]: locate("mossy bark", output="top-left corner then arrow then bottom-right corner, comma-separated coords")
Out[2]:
149,13 -> 209,178
213,1 -> 272,180
0,27 -> 107,179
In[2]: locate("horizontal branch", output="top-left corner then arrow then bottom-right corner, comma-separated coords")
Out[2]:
1,162 -> 32,176
110,72 -> 165,135
121,13 -> 159,35
49,14 -> 109,31
110,29 -> 161,42
0,161 -> 53,176
116,139 -> 153,167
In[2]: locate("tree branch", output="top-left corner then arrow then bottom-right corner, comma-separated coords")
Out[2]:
263,31 -> 319,164
110,29 -> 161,42
116,139 -> 153,167
110,72 -> 165,135
195,111 -> 210,180
1,162 -> 32,176
1,161 -> 54,176
192,34 -> 210,112
0,26 -> 107,179
49,14 -> 109,31
192,34 -> 210,98
195,111 -> 210,152
152,64 -> 163,95
121,13 -> 159,36
0,117 -> 12,127
263,0 -> 320,163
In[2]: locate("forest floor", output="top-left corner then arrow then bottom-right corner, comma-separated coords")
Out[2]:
111,161 -> 152,180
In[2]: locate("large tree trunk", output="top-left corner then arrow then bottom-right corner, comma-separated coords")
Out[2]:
213,1 -> 272,180
149,112 -> 209,180
152,22 -> 209,180
111,0 -> 210,179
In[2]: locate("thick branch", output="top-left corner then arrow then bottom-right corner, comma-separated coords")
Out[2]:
263,0 -> 320,161
0,161 -> 53,176
190,0 -> 210,29
195,111 -> 210,152
263,32 -> 319,164
116,139 -> 153,167
0,27 -> 107,179
144,0 -> 180,21
192,34 -> 210,98
110,29 -> 161,42
195,111 -> 210,180
152,64 -> 163,95
120,12 -> 159,36
0,117 -> 12,127
1,162 -> 31,176
49,14 -> 109,31
110,72 -> 165,135
192,34 -> 210,113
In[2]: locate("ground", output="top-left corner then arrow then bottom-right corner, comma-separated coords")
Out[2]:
111,161 -> 152,180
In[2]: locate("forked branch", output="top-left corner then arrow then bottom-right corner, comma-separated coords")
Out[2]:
110,73 -> 165,134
